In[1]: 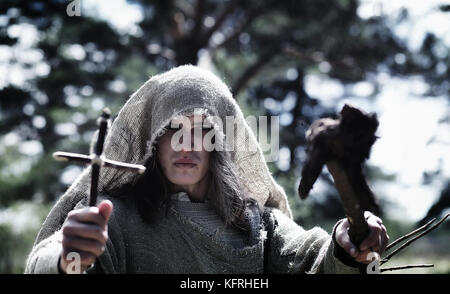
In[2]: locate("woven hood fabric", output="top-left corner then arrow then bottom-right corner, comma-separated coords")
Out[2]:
33,65 -> 292,246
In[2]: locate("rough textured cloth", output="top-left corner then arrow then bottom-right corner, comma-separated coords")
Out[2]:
25,65 -> 359,274
25,193 -> 359,274
31,65 -> 292,250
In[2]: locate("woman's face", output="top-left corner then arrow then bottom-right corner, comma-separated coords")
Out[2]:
157,115 -> 211,188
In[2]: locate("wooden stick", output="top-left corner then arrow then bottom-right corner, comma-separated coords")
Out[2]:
385,217 -> 437,251
380,264 -> 434,273
381,213 -> 450,265
53,151 -> 146,174
327,160 -> 369,247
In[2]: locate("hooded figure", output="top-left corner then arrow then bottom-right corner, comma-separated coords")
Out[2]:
25,65 -> 362,274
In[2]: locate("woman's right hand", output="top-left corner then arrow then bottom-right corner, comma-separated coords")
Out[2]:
59,200 -> 113,274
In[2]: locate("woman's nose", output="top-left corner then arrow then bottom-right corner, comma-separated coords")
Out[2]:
177,129 -> 202,151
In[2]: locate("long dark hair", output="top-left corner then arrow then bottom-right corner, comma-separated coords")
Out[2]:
109,147 -> 249,230
130,153 -> 172,224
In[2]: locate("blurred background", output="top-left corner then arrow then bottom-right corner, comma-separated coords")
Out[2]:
0,0 -> 449,273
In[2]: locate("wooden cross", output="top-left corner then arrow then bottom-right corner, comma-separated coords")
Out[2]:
53,108 -> 146,206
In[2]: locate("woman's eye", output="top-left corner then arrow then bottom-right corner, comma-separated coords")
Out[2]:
166,126 -> 213,137
197,127 -> 214,135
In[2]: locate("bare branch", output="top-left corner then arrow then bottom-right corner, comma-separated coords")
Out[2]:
283,44 -> 321,63
216,9 -> 260,49
232,44 -> 282,96
191,0 -> 206,39
230,41 -> 320,96
154,0 -> 184,41
381,213 -> 450,265
386,217 -> 436,251
380,264 -> 434,273
201,0 -> 238,46
167,13 -> 185,41
216,1 -> 277,49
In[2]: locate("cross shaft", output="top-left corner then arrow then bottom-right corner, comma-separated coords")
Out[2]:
53,108 -> 146,206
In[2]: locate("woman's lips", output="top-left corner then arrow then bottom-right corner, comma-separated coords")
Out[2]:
174,163 -> 196,169
174,158 -> 197,169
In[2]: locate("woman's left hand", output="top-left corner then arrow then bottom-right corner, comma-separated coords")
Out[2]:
335,211 -> 389,264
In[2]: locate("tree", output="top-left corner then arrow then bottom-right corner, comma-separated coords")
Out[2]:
0,0 -> 448,221
1,0 -> 449,274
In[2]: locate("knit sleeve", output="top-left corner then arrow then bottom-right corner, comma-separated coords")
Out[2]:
24,230 -> 63,274
263,208 -> 360,274
25,196 -> 125,274
91,195 -> 128,274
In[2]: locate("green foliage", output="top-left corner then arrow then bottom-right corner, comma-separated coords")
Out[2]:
379,218 -> 450,274
114,55 -> 160,93
0,224 -> 15,273
0,0 -> 448,273
0,201 -> 52,273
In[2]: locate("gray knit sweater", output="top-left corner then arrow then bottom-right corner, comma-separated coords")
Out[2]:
25,65 -> 360,274
25,192 -> 359,274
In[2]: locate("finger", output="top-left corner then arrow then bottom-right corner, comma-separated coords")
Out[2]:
98,200 -> 113,226
62,250 -> 97,269
63,222 -> 108,244
359,220 -> 382,251
354,250 -> 370,264
371,215 -> 383,225
78,251 -> 97,267
335,221 -> 358,258
68,207 -> 107,228
355,255 -> 371,264
340,218 -> 350,230
62,235 -> 105,257
364,211 -> 383,225
339,234 -> 359,258
379,225 -> 389,254
371,235 -> 382,252
355,250 -> 380,264
355,249 -> 375,263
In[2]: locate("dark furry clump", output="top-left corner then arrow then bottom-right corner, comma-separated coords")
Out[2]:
298,104 -> 380,215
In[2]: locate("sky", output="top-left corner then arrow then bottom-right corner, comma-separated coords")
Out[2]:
1,0 -> 449,222
83,0 -> 144,31
308,0 -> 450,221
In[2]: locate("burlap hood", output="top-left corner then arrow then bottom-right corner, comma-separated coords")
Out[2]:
34,65 -> 292,245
